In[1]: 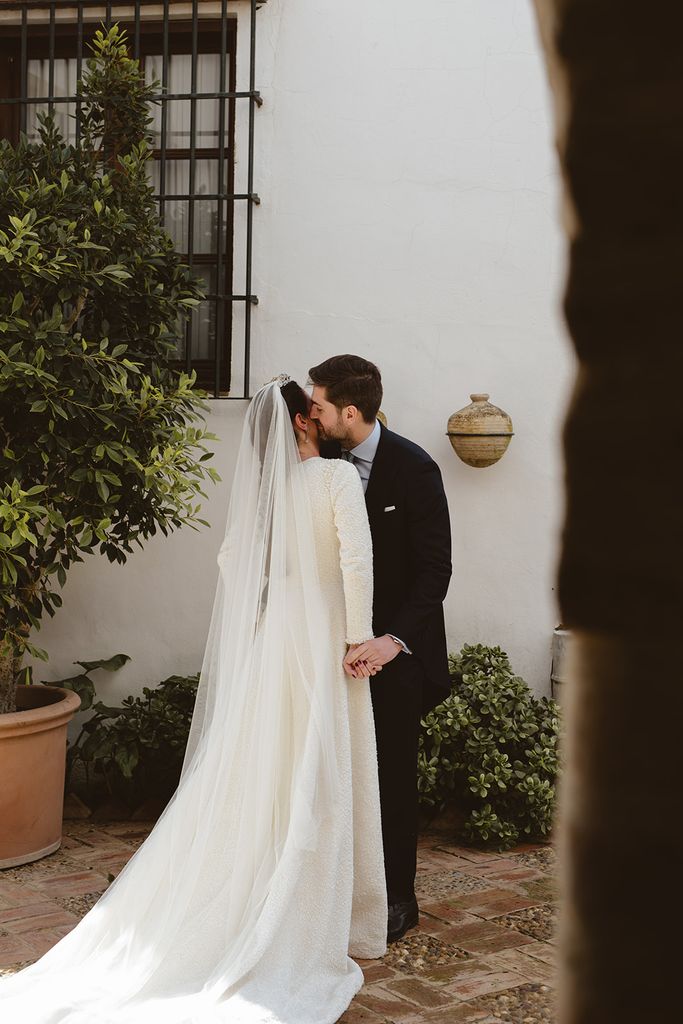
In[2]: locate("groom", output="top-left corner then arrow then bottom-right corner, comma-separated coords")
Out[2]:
309,354 -> 452,943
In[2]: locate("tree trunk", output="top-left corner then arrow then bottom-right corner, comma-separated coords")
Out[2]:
0,635 -> 20,714
532,2 -> 683,1021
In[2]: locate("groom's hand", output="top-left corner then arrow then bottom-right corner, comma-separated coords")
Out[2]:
344,635 -> 402,673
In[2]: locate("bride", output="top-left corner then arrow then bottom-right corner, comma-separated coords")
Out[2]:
0,377 -> 387,1023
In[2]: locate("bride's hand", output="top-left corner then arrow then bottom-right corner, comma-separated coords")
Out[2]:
344,635 -> 401,673
343,645 -> 382,678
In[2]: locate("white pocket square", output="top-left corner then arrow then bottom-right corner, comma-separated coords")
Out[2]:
384,505 -> 396,512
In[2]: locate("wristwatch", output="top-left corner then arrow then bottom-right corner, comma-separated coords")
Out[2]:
388,634 -> 412,654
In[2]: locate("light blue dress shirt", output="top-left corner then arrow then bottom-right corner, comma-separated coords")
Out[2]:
342,418 -> 381,493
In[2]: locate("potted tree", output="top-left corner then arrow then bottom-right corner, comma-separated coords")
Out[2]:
0,27 -> 218,867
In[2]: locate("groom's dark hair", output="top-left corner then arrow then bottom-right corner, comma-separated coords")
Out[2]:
308,354 -> 382,423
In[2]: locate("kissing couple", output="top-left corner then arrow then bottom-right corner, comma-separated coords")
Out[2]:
0,355 -> 452,1024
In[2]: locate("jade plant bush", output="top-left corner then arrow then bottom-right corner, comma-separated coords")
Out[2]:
418,644 -> 561,850
0,26 -> 220,714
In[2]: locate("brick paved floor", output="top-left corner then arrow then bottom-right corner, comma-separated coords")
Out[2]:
0,818 -> 557,1022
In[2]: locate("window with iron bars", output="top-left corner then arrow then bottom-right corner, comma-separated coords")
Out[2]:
0,0 -> 263,398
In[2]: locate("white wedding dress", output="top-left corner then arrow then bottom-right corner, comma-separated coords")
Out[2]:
0,383 -> 387,1023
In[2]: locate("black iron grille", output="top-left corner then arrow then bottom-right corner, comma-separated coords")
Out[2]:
0,0 -> 263,398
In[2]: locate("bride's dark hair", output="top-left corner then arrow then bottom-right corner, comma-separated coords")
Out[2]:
280,380 -> 311,426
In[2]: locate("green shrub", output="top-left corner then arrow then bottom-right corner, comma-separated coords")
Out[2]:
75,674 -> 199,804
46,656 -> 199,805
418,644 -> 561,850
52,641 -> 561,838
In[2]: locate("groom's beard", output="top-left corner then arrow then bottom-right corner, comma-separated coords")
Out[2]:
316,421 -> 351,446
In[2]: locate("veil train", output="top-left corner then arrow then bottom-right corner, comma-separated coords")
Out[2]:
0,381 -> 347,1023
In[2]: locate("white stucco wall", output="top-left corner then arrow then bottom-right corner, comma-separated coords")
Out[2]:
31,0 -> 574,711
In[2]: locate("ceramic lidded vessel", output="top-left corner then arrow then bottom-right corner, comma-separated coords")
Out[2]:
446,393 -> 514,468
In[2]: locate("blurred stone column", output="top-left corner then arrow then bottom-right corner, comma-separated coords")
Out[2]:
531,1 -> 683,1021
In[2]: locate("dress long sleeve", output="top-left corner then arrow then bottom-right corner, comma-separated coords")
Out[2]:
329,460 -> 375,645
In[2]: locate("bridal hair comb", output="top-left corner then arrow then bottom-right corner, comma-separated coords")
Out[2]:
268,373 -> 292,386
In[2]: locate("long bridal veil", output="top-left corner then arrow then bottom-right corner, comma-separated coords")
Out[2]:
0,380 -> 343,1023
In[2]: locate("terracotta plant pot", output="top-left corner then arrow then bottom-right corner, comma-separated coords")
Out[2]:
0,684 -> 81,869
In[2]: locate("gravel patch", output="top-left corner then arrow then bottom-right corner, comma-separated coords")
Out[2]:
0,961 -> 35,979
496,905 -> 558,943
470,981 -> 556,1023
383,931 -> 470,974
54,892 -> 104,917
1,857 -> 76,884
515,848 -> 557,872
417,870 -> 495,900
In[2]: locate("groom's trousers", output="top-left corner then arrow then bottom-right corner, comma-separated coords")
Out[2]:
370,652 -> 425,904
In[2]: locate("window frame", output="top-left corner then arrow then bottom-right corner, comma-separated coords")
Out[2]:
0,3 -> 259,398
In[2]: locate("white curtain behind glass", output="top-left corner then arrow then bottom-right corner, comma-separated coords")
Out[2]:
145,51 -> 230,361
27,59 -> 77,143
146,53 -> 226,258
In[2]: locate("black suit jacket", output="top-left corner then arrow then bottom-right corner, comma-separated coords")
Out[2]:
324,425 -> 453,712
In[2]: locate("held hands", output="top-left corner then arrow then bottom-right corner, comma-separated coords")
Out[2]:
343,635 -> 403,678
342,645 -> 375,678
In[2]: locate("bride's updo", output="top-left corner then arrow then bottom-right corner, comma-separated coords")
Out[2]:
280,380 -> 312,428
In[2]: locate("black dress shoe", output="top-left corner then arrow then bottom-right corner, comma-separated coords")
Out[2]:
387,895 -> 419,943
